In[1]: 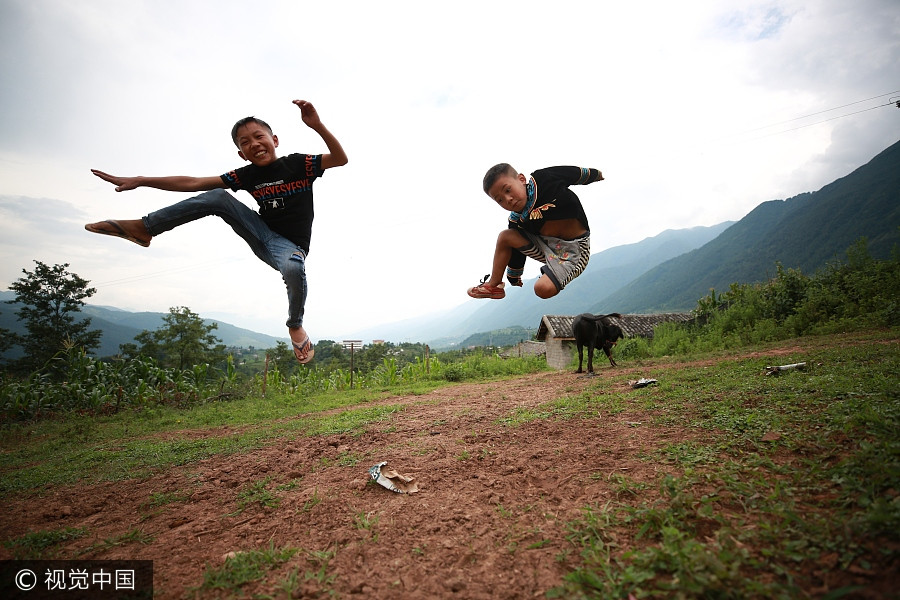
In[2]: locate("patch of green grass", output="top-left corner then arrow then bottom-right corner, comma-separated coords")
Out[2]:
278,547 -> 337,596
657,441 -> 721,466
82,528 -> 155,554
498,389 -> 632,427
557,389 -> 630,417
139,489 -> 191,520
0,357 -> 522,497
550,332 -> 900,599
0,398 -> 404,497
0,433 -> 265,494
302,488 -> 322,512
353,510 -> 379,531
3,526 -> 88,559
276,478 -> 301,492
353,511 -> 380,542
320,450 -> 366,468
146,489 -> 191,508
196,542 -> 297,594
605,472 -> 650,498
231,477 -> 281,515
479,446 -> 495,460
301,405 -> 404,436
498,406 -> 553,426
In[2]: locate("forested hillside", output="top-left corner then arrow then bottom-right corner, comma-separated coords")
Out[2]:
593,139 -> 900,313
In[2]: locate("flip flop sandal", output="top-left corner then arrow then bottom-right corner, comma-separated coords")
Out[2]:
292,337 -> 315,364
85,220 -> 150,247
467,275 -> 505,299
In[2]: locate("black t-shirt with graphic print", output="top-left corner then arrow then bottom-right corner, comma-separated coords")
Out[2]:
506,166 -> 598,235
505,165 -> 602,273
221,153 -> 324,253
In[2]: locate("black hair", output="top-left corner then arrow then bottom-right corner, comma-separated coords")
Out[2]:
230,117 -> 274,146
482,163 -> 517,194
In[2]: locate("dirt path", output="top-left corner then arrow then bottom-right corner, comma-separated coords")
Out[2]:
0,350 -> 888,598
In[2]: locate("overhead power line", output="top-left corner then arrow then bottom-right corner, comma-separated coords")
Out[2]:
719,89 -> 900,144
93,258 -> 238,288
760,100 -> 898,138
744,90 -> 900,133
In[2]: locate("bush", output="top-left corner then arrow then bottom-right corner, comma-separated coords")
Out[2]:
615,336 -> 651,360
442,363 -> 465,382
0,347 -> 234,422
646,239 -> 898,358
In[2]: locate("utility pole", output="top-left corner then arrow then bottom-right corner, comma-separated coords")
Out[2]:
342,340 -> 362,389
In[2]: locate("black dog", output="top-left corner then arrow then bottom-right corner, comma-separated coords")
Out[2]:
573,313 -> 624,373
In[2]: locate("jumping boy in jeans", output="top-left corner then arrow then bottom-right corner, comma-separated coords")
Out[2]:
468,163 -> 604,300
86,99 -> 347,364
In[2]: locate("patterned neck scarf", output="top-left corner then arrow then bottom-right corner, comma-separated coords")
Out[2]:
509,177 -> 537,223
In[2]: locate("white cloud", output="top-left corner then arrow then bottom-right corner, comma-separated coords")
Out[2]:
1,0 -> 898,340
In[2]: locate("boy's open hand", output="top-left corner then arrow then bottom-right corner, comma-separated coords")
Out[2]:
293,99 -> 322,129
92,169 -> 139,192
292,99 -> 348,169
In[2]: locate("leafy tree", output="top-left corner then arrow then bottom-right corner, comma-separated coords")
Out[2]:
0,322 -> 12,355
118,341 -> 140,359
267,340 -> 296,372
131,306 -> 226,370
309,339 -> 349,370
6,261 -> 101,371
357,343 -> 391,372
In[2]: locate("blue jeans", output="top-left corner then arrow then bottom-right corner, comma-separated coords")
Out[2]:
143,190 -> 308,329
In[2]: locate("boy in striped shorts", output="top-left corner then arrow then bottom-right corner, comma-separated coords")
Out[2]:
468,163 -> 604,300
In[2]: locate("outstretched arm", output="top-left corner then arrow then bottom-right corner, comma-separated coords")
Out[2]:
573,167 -> 604,185
293,100 -> 348,170
91,170 -> 226,193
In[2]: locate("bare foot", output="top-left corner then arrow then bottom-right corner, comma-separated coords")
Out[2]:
85,219 -> 152,247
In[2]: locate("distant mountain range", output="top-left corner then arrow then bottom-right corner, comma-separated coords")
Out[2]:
3,140 -> 898,356
0,295 -> 285,359
590,139 -> 900,314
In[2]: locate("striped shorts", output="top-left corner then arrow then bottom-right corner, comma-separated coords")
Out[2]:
517,232 -> 591,291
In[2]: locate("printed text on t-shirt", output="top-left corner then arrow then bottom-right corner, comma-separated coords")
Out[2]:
251,178 -> 312,201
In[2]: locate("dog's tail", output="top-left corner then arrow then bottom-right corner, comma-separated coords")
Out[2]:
583,312 -> 622,322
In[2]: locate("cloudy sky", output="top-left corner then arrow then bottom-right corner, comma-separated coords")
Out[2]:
1,0 -> 898,342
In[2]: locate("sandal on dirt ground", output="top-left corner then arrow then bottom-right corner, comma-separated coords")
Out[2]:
292,337 -> 315,364
85,220 -> 151,247
467,276 -> 505,299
